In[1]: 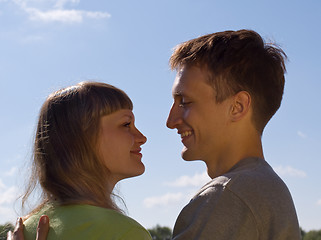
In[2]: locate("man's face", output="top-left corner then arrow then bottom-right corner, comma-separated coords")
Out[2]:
166,66 -> 232,163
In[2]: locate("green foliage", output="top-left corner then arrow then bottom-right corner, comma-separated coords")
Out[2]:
147,225 -> 321,240
301,227 -> 306,238
148,225 -> 172,240
303,229 -> 321,240
0,223 -> 14,240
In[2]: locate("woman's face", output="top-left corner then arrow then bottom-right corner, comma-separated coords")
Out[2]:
97,109 -> 147,186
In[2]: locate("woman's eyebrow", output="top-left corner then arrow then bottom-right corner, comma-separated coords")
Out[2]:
122,114 -> 134,120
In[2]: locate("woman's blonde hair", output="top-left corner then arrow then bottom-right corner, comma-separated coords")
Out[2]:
22,81 -> 133,213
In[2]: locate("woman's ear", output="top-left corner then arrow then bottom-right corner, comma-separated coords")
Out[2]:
230,91 -> 251,122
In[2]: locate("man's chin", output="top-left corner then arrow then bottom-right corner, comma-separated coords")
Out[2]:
181,147 -> 198,161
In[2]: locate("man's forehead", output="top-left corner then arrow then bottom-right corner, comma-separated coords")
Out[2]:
171,67 -> 197,95
171,75 -> 184,97
171,79 -> 191,98
171,65 -> 216,99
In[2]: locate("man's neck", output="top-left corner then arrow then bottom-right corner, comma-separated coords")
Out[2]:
205,131 -> 263,179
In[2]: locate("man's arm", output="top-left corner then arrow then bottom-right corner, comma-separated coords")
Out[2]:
7,216 -> 49,240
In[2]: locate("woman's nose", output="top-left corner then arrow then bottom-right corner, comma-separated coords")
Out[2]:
135,128 -> 147,145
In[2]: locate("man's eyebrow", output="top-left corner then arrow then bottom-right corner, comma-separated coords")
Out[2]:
173,91 -> 182,97
173,91 -> 191,99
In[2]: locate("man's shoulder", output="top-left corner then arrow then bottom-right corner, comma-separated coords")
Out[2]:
225,158 -> 289,195
173,158 -> 300,240
191,157 -> 293,211
198,158 -> 282,194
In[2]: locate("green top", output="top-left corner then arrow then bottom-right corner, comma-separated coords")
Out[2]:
24,204 -> 152,240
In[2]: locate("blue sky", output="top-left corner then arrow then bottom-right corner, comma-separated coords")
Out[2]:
0,0 -> 320,232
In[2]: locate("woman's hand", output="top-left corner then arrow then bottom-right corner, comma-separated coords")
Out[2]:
7,216 -> 49,240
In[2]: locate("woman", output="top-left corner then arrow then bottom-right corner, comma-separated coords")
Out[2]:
10,81 -> 151,240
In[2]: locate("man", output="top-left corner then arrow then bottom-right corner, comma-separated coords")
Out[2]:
9,30 -> 301,240
166,29 -> 300,239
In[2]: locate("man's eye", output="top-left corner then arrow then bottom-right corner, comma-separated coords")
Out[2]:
123,122 -> 131,127
179,102 -> 191,107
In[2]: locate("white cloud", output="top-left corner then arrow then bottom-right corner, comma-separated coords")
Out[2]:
5,167 -> 18,177
143,172 -> 212,209
0,206 -> 16,225
273,165 -> 307,178
0,180 -> 20,225
164,171 -> 211,188
0,179 -> 19,205
26,8 -> 82,23
0,186 -> 19,205
143,192 -> 184,208
0,179 -> 6,189
54,0 -> 79,9
297,131 -> 307,139
0,206 -> 14,217
317,199 -> 321,206
12,0 -> 111,23
84,11 -> 111,19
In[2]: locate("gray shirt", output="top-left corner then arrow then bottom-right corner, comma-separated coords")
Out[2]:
172,157 -> 301,240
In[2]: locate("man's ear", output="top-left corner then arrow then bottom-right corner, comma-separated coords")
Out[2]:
230,91 -> 251,122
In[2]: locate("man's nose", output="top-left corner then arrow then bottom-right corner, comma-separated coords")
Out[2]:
166,104 -> 183,129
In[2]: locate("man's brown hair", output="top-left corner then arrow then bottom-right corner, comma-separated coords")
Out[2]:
170,29 -> 287,133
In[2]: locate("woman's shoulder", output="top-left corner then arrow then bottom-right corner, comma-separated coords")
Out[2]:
60,205 -> 151,239
24,204 -> 152,240
63,204 -> 145,229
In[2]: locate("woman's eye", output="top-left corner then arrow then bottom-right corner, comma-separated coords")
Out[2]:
123,122 -> 131,127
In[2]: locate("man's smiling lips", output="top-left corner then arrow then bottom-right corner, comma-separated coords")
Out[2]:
178,130 -> 193,142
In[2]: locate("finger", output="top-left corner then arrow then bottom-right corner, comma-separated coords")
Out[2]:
36,215 -> 49,240
7,230 -> 12,240
12,217 -> 24,240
